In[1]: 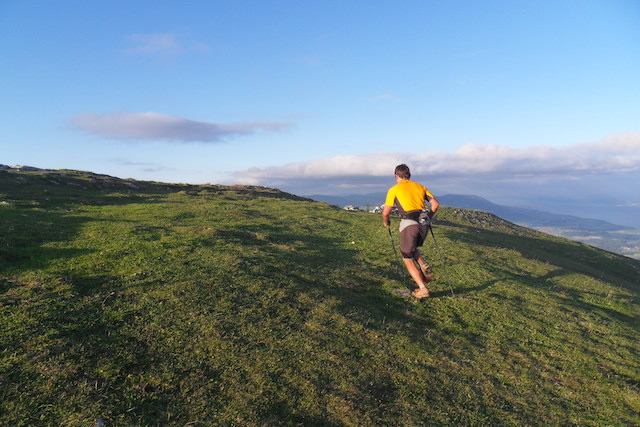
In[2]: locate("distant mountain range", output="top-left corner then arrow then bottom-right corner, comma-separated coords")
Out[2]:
308,193 -> 640,259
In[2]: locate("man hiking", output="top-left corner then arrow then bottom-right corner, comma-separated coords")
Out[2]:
382,164 -> 439,299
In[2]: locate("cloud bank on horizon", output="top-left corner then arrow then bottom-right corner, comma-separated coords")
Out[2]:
70,112 -> 293,142
230,132 -> 640,193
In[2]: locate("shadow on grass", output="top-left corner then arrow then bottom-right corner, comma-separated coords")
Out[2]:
208,219 -> 472,349
446,279 -> 502,296
439,221 -> 639,325
0,209 -> 97,274
0,273 -> 181,424
438,219 -> 639,292
0,174 -> 180,275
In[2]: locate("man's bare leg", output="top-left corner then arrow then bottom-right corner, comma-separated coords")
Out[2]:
403,258 -> 429,298
414,249 -> 434,282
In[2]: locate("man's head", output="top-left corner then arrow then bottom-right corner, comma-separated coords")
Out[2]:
394,164 -> 411,180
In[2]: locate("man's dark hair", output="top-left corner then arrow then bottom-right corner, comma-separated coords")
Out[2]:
395,164 -> 411,180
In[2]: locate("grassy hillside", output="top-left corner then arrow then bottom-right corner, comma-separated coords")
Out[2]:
1,169 -> 639,426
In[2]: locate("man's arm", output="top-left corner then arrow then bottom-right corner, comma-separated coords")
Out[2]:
382,205 -> 393,227
427,196 -> 439,218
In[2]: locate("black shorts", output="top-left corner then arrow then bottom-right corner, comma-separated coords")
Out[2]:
399,223 -> 427,259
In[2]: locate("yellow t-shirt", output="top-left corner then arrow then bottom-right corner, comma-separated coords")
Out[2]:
385,179 -> 434,215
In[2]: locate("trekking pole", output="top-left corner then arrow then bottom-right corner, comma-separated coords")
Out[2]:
428,224 -> 455,296
387,225 -> 403,276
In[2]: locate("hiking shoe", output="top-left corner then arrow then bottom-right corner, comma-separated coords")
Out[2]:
412,288 -> 430,299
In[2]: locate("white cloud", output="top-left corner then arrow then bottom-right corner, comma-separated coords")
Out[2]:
70,112 -> 293,142
231,132 -> 640,188
233,152 -> 407,185
125,33 -> 181,54
124,32 -> 208,56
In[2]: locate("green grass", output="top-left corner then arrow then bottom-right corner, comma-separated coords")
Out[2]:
1,169 -> 639,426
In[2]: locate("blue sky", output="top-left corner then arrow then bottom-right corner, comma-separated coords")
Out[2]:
2,1 -> 640,226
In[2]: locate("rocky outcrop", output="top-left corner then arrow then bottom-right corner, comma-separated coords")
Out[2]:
10,165 -> 43,171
